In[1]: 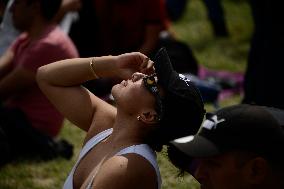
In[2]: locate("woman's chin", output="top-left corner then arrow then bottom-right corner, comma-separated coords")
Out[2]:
111,85 -> 119,99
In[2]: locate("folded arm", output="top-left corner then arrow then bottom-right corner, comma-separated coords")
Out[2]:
0,50 -> 35,102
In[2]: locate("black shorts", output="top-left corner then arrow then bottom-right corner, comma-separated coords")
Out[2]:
0,106 -> 73,166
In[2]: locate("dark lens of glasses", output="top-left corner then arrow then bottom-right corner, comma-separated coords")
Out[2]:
143,74 -> 158,94
143,74 -> 163,120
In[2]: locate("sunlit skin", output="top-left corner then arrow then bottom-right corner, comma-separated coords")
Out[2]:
112,72 -> 160,118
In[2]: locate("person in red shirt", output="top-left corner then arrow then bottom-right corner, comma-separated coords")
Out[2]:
0,0 -> 78,166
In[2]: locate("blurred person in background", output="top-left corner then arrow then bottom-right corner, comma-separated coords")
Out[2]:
58,0 -> 168,58
0,0 -> 78,57
0,0 -> 78,166
243,0 -> 284,109
165,0 -> 228,37
57,0 -> 170,99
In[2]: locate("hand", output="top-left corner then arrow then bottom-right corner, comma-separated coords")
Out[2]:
115,52 -> 154,79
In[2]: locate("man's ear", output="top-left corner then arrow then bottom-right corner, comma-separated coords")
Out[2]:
139,111 -> 159,125
244,157 -> 269,185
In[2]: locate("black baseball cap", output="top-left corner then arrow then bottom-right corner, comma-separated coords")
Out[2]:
171,104 -> 284,160
152,47 -> 205,143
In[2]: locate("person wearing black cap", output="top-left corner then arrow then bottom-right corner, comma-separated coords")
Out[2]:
169,104 -> 284,189
36,48 -> 205,189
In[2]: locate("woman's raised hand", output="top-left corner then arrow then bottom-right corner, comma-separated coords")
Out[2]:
115,52 -> 155,79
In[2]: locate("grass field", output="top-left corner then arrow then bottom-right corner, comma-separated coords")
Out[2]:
0,0 -> 253,188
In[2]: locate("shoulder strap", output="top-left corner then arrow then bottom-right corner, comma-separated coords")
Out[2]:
63,128 -> 113,189
79,129 -> 113,159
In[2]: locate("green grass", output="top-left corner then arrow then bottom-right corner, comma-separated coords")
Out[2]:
172,0 -> 253,72
0,0 -> 253,188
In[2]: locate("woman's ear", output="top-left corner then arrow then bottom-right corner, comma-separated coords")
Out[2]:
138,111 -> 159,125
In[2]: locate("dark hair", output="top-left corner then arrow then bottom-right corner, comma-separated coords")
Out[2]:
41,0 -> 62,20
27,0 -> 62,21
145,125 -> 164,152
167,143 -> 191,176
148,141 -> 163,152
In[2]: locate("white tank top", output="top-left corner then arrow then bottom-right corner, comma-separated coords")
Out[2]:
63,128 -> 162,189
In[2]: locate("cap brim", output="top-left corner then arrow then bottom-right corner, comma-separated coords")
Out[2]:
153,47 -> 177,89
171,135 -> 220,158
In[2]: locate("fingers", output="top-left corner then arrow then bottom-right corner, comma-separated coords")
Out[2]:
140,57 -> 155,74
141,57 -> 150,68
116,52 -> 154,77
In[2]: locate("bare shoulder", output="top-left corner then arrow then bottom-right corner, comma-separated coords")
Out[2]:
91,154 -> 158,189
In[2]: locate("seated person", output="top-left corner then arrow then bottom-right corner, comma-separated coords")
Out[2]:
0,0 -> 78,166
36,48 -> 205,189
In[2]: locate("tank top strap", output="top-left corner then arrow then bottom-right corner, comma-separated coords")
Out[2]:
79,128 -> 113,159
63,128 -> 113,189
